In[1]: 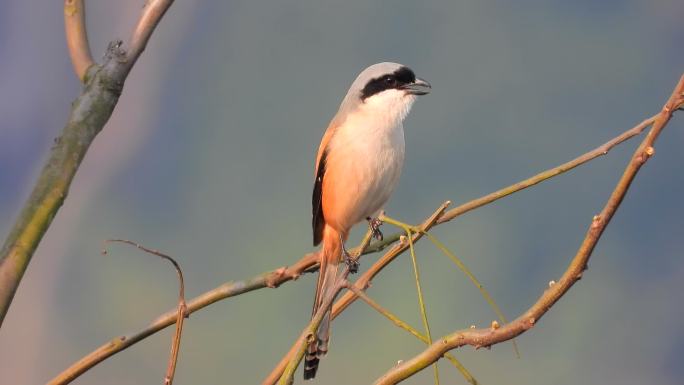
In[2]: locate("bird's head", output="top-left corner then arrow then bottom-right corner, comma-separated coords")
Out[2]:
340,62 -> 431,124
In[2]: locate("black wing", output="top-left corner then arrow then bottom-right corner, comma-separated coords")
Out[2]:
312,148 -> 327,246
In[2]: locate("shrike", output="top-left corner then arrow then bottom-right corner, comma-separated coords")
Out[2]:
305,62 -> 431,379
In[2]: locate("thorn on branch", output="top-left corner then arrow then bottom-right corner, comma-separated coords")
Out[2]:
645,146 -> 655,157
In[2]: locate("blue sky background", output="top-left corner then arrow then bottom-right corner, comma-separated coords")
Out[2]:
1,1 -> 683,384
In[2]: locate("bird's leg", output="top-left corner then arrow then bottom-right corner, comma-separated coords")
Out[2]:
366,216 -> 384,241
340,234 -> 359,274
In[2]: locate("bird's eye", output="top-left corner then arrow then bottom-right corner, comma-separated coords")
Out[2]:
384,76 -> 395,86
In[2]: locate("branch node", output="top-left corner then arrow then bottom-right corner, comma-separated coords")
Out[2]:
548,280 -> 556,288
645,146 -> 655,157
305,332 -> 315,344
105,40 -> 127,62
490,320 -> 500,330
266,267 -> 288,288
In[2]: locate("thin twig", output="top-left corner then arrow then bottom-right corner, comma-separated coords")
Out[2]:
64,0 -> 94,81
435,115 -> 657,225
372,74 -> 684,385
128,0 -> 175,61
422,231 -> 519,358
405,225 -> 439,384
381,214 -> 519,358
102,239 -> 187,385
344,284 -> 478,385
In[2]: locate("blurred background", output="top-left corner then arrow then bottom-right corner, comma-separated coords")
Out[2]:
1,1 -> 683,384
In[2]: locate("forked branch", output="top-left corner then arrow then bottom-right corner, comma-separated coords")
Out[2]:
0,0 -> 176,328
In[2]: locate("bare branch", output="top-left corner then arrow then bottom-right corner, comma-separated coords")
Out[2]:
103,239 -> 187,385
435,114 -> 657,225
372,73 -> 684,385
64,0 -> 94,81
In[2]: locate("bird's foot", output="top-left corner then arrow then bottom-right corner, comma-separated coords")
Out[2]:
342,243 -> 359,274
366,217 -> 384,241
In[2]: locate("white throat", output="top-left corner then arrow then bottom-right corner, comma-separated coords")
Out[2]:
360,89 -> 417,128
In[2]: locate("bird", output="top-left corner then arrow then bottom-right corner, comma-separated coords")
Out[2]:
305,62 -> 431,380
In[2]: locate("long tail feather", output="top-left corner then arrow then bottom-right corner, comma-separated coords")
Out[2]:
304,226 -> 341,380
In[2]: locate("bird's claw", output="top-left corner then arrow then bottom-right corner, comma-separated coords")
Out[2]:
342,247 -> 359,274
367,217 -> 384,241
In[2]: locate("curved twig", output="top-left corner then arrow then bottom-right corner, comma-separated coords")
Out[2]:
372,73 -> 684,385
103,239 -> 187,385
64,0 -> 94,81
344,283 -> 478,385
129,0 -> 175,61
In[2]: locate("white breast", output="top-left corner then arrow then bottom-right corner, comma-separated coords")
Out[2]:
327,100 -> 408,225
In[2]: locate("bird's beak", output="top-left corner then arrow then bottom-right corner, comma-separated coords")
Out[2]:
402,78 -> 431,95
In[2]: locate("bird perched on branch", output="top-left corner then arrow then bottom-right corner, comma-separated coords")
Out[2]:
306,62 -> 431,380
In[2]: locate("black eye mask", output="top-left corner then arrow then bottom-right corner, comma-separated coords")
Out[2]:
360,66 -> 416,100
